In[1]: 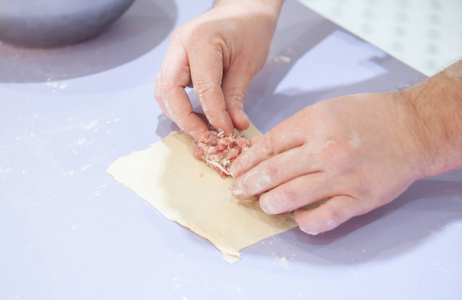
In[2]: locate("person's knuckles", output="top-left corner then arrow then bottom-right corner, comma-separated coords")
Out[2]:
169,28 -> 183,43
260,131 -> 277,158
258,160 -> 281,186
187,24 -> 209,45
156,76 -> 177,97
183,23 -> 223,54
193,78 -> 219,99
231,131 -> 288,177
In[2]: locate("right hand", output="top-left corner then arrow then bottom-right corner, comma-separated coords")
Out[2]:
230,59 -> 462,235
230,91 -> 427,234
154,0 -> 283,139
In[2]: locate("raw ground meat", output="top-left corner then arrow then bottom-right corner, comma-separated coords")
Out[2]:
193,130 -> 251,178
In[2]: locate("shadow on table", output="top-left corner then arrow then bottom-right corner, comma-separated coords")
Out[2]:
245,174 -> 462,265
0,0 -> 177,83
244,10 -> 425,133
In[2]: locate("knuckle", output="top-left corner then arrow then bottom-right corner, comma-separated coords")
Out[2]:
169,29 -> 183,43
189,27 -> 204,43
194,79 -> 216,101
238,152 -> 254,172
261,131 -> 276,158
262,161 -> 279,184
226,92 -> 245,107
158,76 -> 175,92
323,209 -> 341,228
351,197 -> 371,216
319,206 -> 347,232
184,25 -> 210,47
278,186 -> 299,207
154,82 -> 171,103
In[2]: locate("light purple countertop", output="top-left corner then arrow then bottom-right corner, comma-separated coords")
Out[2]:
1,1 -> 461,299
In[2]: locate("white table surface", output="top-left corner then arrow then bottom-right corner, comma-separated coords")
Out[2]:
1,1 -> 461,299
299,0 -> 462,76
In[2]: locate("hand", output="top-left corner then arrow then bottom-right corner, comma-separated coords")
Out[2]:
155,0 -> 283,139
230,92 -> 428,234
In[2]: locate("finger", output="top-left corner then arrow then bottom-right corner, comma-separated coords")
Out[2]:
155,39 -> 208,137
222,64 -> 252,131
294,195 -> 368,235
231,145 -> 322,199
188,44 -> 234,133
256,172 -> 333,214
251,136 -> 261,145
229,116 -> 306,177
156,78 -> 208,139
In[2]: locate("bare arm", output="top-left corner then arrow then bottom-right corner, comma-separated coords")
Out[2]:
155,0 -> 284,138
406,60 -> 462,177
229,60 -> 462,234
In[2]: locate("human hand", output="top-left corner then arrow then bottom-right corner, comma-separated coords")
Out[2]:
155,0 -> 283,139
230,92 -> 429,234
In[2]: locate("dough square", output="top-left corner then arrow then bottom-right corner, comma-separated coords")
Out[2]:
107,124 -> 297,263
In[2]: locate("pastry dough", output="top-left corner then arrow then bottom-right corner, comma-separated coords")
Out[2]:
107,124 -> 297,263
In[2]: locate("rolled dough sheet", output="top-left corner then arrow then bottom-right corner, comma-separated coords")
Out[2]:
107,124 -> 297,263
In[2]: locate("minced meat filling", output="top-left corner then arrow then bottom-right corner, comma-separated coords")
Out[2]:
193,130 -> 251,178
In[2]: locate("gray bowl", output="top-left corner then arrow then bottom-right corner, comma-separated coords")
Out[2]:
0,0 -> 135,48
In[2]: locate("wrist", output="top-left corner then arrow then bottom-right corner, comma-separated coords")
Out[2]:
405,61 -> 462,177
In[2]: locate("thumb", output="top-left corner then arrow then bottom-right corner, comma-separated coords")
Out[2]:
222,65 -> 253,131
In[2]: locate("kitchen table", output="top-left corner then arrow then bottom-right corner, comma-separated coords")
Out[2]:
1,1 -> 461,299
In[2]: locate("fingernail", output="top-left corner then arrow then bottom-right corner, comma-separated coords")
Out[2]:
231,180 -> 245,198
229,153 -> 249,178
260,199 -> 277,215
298,226 -> 319,235
229,164 -> 240,178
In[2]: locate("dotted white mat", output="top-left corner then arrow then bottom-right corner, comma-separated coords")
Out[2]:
299,0 -> 462,76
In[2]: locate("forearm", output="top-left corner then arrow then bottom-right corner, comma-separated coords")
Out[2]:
406,60 -> 462,177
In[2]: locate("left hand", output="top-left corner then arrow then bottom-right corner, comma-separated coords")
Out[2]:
230,92 -> 427,234
154,1 -> 282,138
